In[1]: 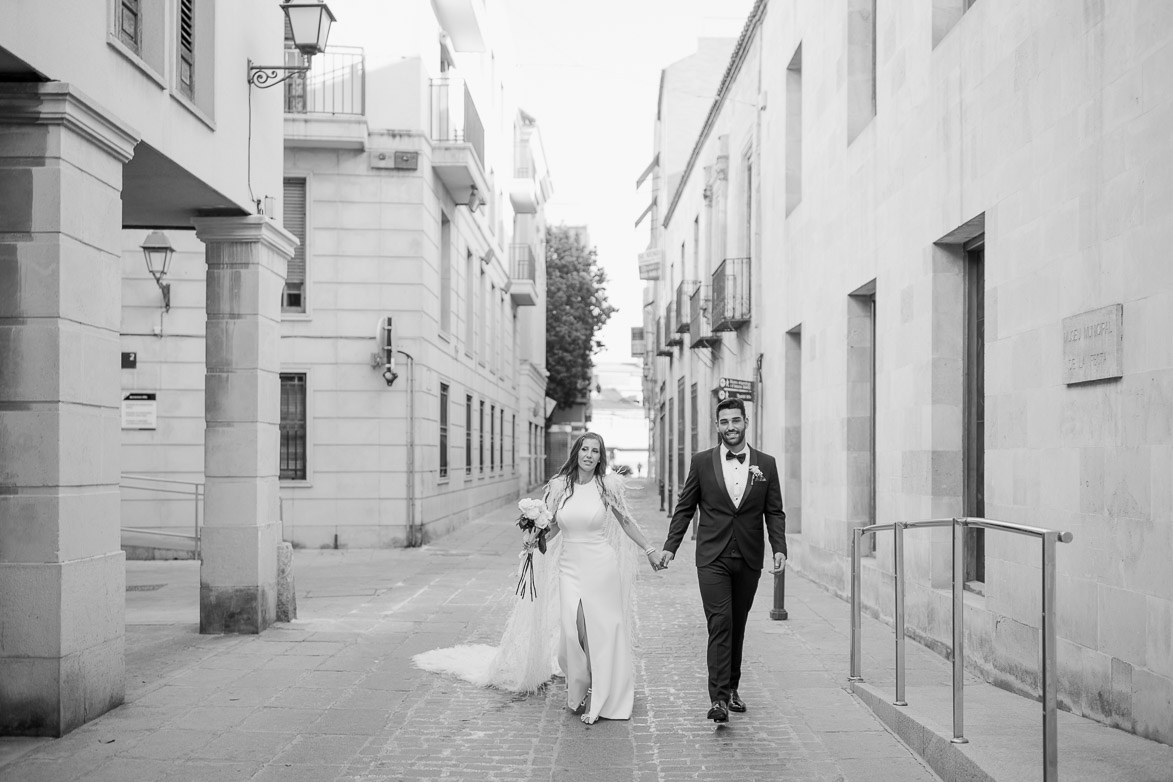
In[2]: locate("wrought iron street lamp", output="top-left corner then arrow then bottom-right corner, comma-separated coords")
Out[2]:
466,185 -> 483,213
247,0 -> 336,89
141,231 -> 174,312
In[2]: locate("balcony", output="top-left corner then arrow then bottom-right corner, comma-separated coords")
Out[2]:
430,76 -> 487,202
664,302 -> 683,346
655,317 -> 674,356
712,257 -> 752,331
510,140 -> 539,213
433,0 -> 486,52
674,280 -> 699,334
690,284 -> 721,349
508,243 -> 538,306
283,46 -> 367,150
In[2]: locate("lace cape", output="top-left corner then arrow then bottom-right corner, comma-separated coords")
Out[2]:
412,472 -> 641,693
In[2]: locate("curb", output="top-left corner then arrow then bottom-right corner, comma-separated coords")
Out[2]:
851,681 -> 995,782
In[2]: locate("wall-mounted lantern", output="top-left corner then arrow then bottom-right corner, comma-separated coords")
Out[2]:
141,231 -> 174,312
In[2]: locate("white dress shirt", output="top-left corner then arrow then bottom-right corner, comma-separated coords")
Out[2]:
720,444 -> 750,507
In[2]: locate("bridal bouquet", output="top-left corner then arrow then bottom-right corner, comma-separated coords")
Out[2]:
515,497 -> 553,600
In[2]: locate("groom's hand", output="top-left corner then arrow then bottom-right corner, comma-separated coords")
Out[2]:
658,550 -> 674,568
768,552 -> 787,574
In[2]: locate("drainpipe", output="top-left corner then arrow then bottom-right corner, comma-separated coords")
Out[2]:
397,350 -> 418,546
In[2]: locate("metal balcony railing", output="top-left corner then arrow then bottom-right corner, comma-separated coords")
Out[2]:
284,45 -> 365,116
664,302 -> 683,346
509,243 -> 536,281
849,517 -> 1075,782
712,257 -> 751,331
430,76 -> 485,168
674,280 -> 699,333
655,317 -> 673,356
631,326 -> 646,357
689,283 -> 720,349
514,140 -> 535,179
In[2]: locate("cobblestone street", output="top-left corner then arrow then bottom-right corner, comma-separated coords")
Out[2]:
0,479 -> 939,782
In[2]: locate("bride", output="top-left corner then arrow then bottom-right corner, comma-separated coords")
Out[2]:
413,432 -> 663,724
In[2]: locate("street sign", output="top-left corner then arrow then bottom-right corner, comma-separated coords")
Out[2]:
715,377 -> 754,402
638,249 -> 662,280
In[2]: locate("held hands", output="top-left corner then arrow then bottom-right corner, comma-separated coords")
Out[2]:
658,550 -> 674,570
768,551 -> 787,574
645,547 -> 667,572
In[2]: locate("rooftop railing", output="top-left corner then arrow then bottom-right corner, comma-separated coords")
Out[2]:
849,516 -> 1074,782
284,45 -> 365,116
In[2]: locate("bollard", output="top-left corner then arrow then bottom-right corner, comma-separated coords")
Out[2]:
769,569 -> 788,620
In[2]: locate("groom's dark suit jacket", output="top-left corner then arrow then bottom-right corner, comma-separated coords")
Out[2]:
665,446 -> 787,568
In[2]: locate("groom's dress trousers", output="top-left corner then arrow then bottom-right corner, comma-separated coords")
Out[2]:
665,445 -> 787,704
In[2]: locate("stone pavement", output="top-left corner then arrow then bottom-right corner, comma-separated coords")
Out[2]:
1,478 -> 948,782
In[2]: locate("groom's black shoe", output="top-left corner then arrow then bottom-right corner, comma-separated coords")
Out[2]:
707,701 -> 729,723
728,690 -> 746,712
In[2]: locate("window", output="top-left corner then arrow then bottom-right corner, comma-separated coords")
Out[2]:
479,400 -> 485,473
177,0 -> 195,100
934,0 -> 979,47
512,414 -> 516,470
677,377 -> 686,484
440,214 -> 452,332
965,241 -> 985,585
786,45 -> 803,215
439,383 -> 449,478
690,383 -> 699,455
785,327 -> 803,532
465,249 -> 475,350
500,408 -> 505,469
743,151 -> 753,257
282,178 -> 307,312
490,404 -> 497,471
847,0 -> 877,143
280,373 -> 307,480
847,282 -> 877,555
118,0 -> 141,52
465,394 -> 473,475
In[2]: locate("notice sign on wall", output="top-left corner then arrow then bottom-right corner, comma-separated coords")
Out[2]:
716,377 -> 754,402
121,392 -> 158,430
1063,304 -> 1123,385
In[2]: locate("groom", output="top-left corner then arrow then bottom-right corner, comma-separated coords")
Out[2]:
659,398 -> 787,723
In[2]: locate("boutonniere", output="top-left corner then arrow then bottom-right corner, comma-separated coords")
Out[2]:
748,465 -> 765,484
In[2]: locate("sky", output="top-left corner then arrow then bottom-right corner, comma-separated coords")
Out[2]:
500,0 -> 755,366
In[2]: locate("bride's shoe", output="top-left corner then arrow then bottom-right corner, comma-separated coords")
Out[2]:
577,688 -> 595,723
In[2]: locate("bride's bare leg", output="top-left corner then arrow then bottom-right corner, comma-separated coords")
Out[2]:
577,601 -> 596,724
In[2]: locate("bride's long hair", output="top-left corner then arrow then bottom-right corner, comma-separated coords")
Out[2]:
550,431 -> 609,510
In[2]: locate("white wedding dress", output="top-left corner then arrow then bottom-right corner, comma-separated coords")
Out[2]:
556,479 -> 634,721
413,473 -> 640,722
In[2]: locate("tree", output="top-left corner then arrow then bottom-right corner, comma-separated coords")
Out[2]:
545,225 -> 616,415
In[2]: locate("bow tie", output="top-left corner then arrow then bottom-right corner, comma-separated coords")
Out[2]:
725,451 -> 746,464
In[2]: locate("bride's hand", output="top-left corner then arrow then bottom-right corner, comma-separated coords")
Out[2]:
645,548 -> 664,572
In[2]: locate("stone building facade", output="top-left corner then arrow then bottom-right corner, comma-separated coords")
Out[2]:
642,0 -> 1173,744
118,0 -> 552,552
1,0 -> 292,735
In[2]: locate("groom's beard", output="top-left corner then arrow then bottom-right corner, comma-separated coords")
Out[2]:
720,428 -> 745,448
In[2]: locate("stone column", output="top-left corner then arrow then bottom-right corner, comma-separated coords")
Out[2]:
0,84 -> 139,736
192,216 -> 295,634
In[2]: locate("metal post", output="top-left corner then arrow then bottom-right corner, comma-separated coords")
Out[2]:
894,521 -> 907,706
770,570 -> 788,620
849,527 -> 863,681
952,518 -> 968,743
1042,530 -> 1059,782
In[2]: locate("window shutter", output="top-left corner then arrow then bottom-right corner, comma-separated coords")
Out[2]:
283,178 -> 307,286
119,0 -> 141,53
177,0 -> 195,99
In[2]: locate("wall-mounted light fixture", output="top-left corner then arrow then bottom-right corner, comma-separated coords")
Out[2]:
369,316 -> 398,386
466,185 -> 483,213
247,0 -> 336,89
141,231 -> 174,312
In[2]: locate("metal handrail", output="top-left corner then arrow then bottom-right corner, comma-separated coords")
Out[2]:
849,516 -> 1074,782
121,475 -> 204,559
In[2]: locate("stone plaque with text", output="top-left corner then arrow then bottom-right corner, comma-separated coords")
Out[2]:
1063,304 -> 1123,384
